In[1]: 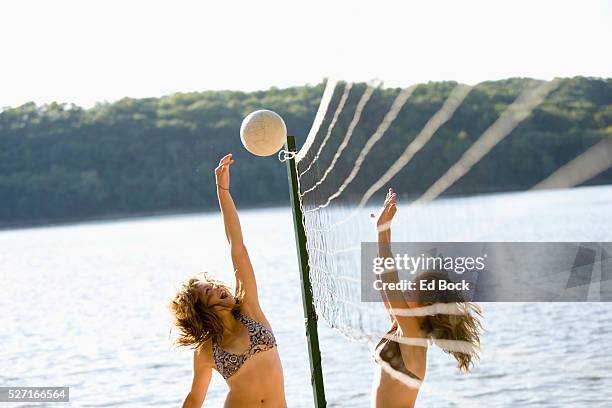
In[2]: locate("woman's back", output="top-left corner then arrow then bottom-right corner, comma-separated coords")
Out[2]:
372,322 -> 427,408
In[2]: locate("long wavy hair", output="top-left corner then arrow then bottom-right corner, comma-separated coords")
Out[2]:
169,272 -> 244,350
414,271 -> 483,373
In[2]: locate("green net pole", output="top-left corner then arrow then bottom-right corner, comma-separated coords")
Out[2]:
285,135 -> 327,407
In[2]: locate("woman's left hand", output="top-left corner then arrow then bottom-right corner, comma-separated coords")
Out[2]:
371,188 -> 397,231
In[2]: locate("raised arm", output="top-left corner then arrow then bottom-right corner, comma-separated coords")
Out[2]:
214,153 -> 258,305
372,189 -> 410,319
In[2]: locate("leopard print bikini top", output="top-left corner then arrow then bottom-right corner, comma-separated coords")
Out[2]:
211,313 -> 277,379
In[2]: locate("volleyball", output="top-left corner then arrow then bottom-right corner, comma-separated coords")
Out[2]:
240,110 -> 287,156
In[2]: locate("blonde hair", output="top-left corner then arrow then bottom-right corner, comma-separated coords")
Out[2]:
416,271 -> 483,373
420,302 -> 482,373
169,272 -> 244,350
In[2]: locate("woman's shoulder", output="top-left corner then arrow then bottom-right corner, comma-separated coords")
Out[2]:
194,340 -> 214,367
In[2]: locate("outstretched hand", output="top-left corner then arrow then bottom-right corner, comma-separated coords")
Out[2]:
371,188 -> 397,232
215,153 -> 234,190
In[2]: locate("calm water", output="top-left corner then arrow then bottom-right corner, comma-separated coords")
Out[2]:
1,185 -> 612,407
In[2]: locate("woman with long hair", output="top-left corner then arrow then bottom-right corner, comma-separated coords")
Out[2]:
170,153 -> 286,407
371,188 -> 482,408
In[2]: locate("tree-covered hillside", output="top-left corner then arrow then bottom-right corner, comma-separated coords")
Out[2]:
1,77 -> 610,225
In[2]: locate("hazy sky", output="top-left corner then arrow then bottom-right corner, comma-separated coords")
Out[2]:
2,0 -> 610,108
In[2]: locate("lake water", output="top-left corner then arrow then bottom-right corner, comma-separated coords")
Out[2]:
1,185 -> 612,407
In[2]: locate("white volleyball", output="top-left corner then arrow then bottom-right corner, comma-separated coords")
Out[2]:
240,110 -> 287,156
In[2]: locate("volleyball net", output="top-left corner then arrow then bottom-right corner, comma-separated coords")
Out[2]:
290,77 -> 612,391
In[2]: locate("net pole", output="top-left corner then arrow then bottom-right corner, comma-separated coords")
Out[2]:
285,135 -> 327,407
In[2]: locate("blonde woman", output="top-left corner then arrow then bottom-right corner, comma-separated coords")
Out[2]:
371,188 -> 482,408
170,153 -> 286,407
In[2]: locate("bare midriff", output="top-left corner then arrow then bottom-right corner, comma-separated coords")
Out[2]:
223,348 -> 286,408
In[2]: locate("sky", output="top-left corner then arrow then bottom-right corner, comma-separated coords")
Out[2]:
1,0 -> 611,108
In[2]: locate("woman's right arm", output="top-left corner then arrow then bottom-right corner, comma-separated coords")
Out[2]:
182,346 -> 213,408
215,153 -> 259,308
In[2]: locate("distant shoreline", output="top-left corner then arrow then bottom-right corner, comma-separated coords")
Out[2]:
3,184 -> 611,232
0,201 -> 287,232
